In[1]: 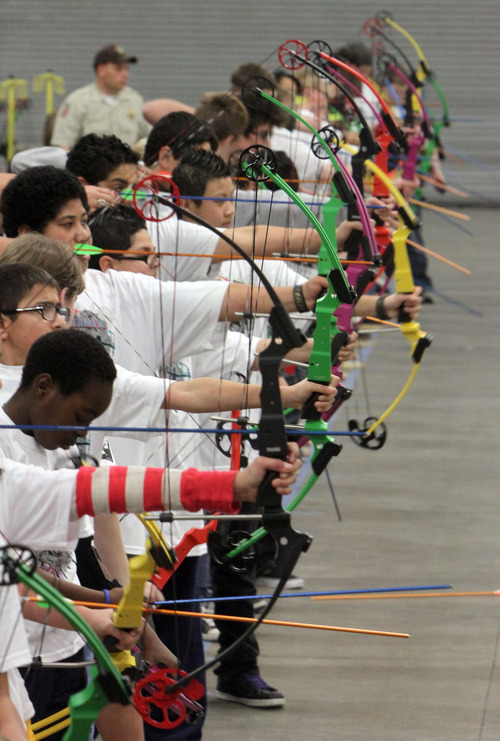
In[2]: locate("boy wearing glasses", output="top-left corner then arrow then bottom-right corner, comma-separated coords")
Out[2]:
88,205 -> 160,278
0,264 -> 69,367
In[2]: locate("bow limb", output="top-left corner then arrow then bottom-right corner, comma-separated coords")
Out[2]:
365,14 -> 450,148
379,16 -> 450,144
351,159 -> 432,441
377,55 -> 435,190
252,80 -> 379,287
277,41 -> 405,271
315,48 -> 404,145
281,42 -> 385,269
150,518 -> 218,591
338,145 -> 432,442
381,16 -> 434,85
1,545 -> 130,741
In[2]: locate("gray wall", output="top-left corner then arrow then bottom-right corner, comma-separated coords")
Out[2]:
1,0 -> 498,203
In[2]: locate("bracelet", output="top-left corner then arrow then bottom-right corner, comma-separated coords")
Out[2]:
102,588 -> 111,604
293,284 -> 308,313
375,295 -> 389,320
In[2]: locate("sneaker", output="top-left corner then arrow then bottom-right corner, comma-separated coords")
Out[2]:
256,567 -> 305,591
201,603 -> 220,642
216,673 -> 285,708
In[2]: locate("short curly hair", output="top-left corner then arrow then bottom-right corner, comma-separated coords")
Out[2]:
66,133 -> 139,185
1,166 -> 89,238
20,328 -> 117,395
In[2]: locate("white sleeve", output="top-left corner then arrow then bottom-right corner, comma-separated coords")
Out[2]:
95,365 -> 169,440
79,270 -> 228,374
218,257 -> 307,287
0,458 -> 79,548
150,218 -> 221,282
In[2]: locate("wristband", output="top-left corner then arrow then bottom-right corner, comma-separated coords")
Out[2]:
180,468 -> 239,513
292,284 -> 308,313
103,589 -> 111,604
375,295 -> 389,320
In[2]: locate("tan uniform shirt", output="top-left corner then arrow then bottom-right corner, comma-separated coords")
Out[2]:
51,82 -> 151,149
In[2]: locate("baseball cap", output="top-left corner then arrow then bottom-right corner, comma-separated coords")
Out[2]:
93,45 -> 138,69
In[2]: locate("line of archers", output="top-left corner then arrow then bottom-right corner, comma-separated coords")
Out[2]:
14,30 -> 446,728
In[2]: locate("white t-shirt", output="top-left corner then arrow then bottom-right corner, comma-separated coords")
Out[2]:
271,125 -> 352,184
0,457 -> 79,681
8,669 -> 34,722
147,215 -> 221,283
271,126 -> 327,185
77,269 -> 227,377
87,363 -> 170,462
0,407 -> 89,663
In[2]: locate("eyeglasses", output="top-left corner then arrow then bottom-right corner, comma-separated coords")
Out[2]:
115,253 -> 161,268
2,303 -> 71,323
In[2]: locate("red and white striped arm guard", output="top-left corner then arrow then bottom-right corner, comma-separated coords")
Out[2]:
71,466 -> 240,520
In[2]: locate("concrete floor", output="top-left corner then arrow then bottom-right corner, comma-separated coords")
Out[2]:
202,206 -> 500,741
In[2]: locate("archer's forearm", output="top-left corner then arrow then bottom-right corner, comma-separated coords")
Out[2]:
164,378 -> 263,412
214,225 -> 321,261
93,512 -> 131,587
32,567 -> 119,605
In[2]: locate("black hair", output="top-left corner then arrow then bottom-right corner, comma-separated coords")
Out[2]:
88,205 -> 147,270
144,111 -> 218,166
21,328 -> 117,394
0,263 -> 59,315
172,149 -> 231,200
66,134 -> 139,185
1,166 -> 89,238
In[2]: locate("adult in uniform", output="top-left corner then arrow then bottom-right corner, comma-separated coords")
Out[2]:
50,44 -> 151,150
